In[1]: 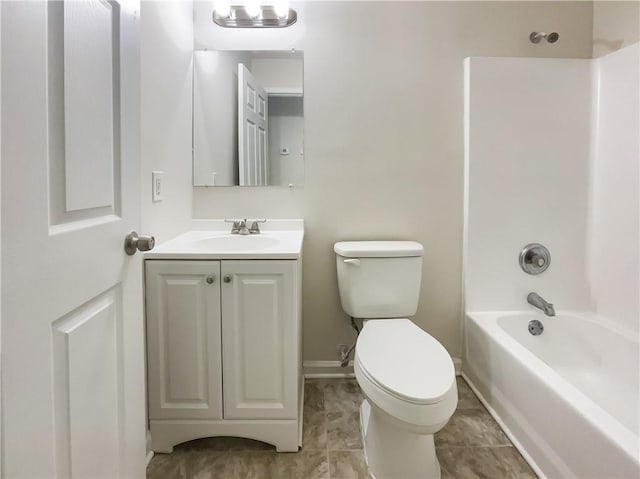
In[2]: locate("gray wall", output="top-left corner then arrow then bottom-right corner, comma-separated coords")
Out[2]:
268,96 -> 304,186
192,1 -> 595,362
141,1 -> 193,243
193,51 -> 252,186
593,1 -> 640,57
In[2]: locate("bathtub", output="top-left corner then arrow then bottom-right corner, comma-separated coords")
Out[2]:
463,311 -> 640,479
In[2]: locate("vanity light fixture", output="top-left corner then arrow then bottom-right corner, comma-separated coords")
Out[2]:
212,0 -> 297,28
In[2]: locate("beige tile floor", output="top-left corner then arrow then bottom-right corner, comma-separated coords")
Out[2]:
147,377 -> 537,479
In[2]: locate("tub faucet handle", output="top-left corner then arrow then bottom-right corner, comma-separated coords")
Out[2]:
519,244 -> 551,275
532,255 -> 546,267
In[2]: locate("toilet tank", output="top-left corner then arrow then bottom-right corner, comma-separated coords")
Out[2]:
334,241 -> 424,319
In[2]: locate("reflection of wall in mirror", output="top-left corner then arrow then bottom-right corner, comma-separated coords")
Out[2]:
268,96 -> 304,186
251,57 -> 303,92
193,50 -> 251,186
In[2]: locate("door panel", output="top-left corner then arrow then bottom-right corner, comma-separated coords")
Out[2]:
63,0 -> 116,211
238,63 -> 268,186
48,0 -> 122,229
221,260 -> 297,419
146,261 -> 223,420
1,1 -> 144,477
52,288 -> 121,478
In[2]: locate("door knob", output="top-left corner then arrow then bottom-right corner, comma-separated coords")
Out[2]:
223,275 -> 232,283
124,231 -> 155,255
206,275 -> 216,284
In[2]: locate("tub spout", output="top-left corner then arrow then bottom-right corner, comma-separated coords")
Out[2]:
527,292 -> 555,317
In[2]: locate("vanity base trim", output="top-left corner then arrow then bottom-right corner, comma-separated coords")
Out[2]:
150,418 -> 301,453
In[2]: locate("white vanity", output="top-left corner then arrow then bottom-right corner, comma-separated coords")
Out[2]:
144,220 -> 303,453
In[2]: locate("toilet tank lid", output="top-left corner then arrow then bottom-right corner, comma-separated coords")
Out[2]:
334,241 -> 424,258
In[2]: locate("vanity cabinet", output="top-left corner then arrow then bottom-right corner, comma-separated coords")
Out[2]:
145,259 -> 301,453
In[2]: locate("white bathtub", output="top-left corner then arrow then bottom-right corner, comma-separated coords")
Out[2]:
463,311 -> 640,479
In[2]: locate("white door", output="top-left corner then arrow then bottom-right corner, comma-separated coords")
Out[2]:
238,63 -> 269,186
1,2 -> 146,477
221,260 -> 297,419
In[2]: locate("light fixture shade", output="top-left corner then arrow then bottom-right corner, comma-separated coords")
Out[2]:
212,0 -> 231,17
273,0 -> 289,18
212,4 -> 297,28
244,0 -> 261,18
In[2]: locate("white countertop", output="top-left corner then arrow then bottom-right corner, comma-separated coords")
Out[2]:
145,219 -> 304,260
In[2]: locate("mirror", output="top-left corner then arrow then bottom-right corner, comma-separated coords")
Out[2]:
193,50 -> 304,187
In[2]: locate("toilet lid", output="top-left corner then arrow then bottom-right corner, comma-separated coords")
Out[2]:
334,241 -> 424,258
355,319 -> 455,405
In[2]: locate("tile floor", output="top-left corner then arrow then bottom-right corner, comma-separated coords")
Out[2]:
147,377 -> 537,479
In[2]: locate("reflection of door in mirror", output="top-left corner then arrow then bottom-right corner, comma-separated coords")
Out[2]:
193,51 -> 304,187
238,64 -> 268,186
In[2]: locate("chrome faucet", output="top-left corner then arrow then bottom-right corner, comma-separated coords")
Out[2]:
527,292 -> 555,317
225,219 -> 250,235
225,219 -> 266,235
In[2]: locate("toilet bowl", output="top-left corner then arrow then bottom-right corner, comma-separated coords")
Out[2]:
355,319 -> 457,478
334,241 -> 458,479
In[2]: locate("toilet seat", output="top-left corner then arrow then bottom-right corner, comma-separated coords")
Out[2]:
356,319 -> 455,404
354,319 -> 457,430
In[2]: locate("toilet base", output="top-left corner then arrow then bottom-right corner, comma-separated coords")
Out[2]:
360,399 -> 442,479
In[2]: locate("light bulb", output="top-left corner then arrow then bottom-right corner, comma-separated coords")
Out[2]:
244,0 -> 261,19
213,0 -> 231,17
274,0 -> 289,18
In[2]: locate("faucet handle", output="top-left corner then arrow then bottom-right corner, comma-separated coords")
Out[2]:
249,219 -> 266,234
224,219 -> 242,234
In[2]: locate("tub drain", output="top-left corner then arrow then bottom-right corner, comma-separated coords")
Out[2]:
528,319 -> 544,336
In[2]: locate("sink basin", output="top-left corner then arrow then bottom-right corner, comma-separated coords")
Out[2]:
191,235 -> 282,252
144,220 -> 304,259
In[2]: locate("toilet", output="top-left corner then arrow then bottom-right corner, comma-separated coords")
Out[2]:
334,241 -> 457,479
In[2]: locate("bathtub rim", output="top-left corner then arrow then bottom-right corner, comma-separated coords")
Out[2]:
464,310 -> 639,467
492,309 -> 639,344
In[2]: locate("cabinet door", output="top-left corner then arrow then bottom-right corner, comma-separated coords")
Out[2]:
221,260 -> 298,419
146,261 -> 223,419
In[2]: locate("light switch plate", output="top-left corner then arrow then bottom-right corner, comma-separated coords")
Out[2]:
152,171 -> 164,202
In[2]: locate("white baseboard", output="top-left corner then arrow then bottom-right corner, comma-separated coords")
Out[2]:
453,357 -> 462,375
145,429 -> 153,465
304,358 -> 462,378
303,360 -> 355,378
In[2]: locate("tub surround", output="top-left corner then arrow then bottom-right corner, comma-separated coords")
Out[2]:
463,43 -> 640,478
464,55 -> 592,313
587,42 -> 640,333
